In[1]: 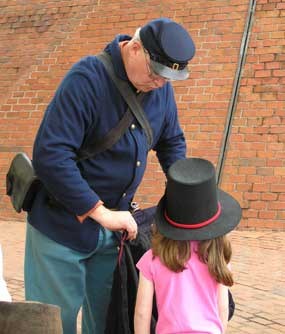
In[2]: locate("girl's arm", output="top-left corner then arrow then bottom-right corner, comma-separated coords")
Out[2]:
134,272 -> 154,334
217,283 -> 229,333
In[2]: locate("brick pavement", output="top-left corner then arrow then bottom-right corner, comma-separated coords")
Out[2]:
0,220 -> 284,334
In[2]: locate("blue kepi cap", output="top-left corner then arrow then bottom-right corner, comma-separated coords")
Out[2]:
140,18 -> 195,80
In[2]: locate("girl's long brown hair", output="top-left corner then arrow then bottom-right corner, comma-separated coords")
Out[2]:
151,226 -> 234,286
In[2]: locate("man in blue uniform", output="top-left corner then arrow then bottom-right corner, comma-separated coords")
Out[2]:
25,18 -> 195,333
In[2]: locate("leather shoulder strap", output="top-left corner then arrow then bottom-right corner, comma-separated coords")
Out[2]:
77,109 -> 134,160
77,52 -> 153,160
96,52 -> 153,149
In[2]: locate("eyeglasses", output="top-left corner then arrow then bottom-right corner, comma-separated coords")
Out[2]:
143,49 -> 170,82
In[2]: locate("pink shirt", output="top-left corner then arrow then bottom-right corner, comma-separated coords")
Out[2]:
136,241 -> 223,334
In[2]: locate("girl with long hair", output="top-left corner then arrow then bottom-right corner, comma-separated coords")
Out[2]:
134,158 -> 241,334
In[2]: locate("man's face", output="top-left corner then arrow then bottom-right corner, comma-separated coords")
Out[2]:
126,42 -> 169,92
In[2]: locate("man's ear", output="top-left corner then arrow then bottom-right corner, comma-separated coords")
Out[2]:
131,40 -> 143,55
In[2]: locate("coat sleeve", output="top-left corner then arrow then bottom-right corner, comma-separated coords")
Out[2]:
33,71 -> 101,215
153,84 -> 186,173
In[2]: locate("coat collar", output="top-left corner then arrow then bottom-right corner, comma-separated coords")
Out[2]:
104,34 -> 131,82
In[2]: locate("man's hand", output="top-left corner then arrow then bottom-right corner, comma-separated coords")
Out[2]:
90,205 -> 138,240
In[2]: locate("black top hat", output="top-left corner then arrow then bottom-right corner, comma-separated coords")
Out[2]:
140,18 -> 195,81
156,158 -> 242,240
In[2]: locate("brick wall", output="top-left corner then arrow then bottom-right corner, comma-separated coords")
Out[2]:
0,0 -> 284,228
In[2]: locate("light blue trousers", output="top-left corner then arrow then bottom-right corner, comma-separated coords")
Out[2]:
24,223 -> 119,334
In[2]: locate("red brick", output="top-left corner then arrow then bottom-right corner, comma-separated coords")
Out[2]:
259,210 -> 277,219
273,69 -> 285,77
253,183 -> 270,192
244,192 -> 260,201
271,184 -> 285,193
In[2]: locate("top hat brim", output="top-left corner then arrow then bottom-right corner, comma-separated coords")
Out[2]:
150,59 -> 189,81
155,189 -> 242,241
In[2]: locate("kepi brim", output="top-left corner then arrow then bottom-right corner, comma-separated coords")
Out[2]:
150,59 -> 189,81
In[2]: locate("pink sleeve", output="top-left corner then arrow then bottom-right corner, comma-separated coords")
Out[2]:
136,250 -> 154,282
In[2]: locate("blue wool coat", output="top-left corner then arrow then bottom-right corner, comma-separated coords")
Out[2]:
28,34 -> 186,252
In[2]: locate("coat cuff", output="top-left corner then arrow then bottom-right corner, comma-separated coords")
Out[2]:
76,200 -> 104,223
